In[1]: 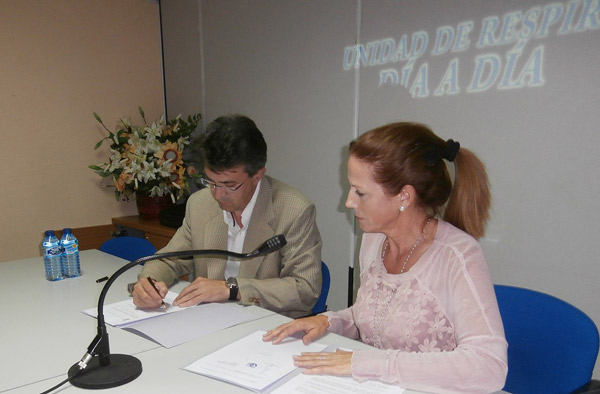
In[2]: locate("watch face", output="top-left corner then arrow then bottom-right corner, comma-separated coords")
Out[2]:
226,277 -> 238,288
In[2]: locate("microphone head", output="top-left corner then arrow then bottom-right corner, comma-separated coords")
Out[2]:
254,235 -> 287,255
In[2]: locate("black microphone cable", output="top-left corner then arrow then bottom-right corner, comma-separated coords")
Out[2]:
39,355 -> 87,394
39,234 -> 287,393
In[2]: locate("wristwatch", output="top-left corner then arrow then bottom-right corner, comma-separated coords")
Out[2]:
127,282 -> 137,295
226,277 -> 239,301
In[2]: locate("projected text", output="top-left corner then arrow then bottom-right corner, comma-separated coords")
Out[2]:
343,0 -> 599,97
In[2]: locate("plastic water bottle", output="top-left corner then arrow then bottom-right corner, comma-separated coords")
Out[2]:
60,228 -> 81,278
42,230 -> 64,281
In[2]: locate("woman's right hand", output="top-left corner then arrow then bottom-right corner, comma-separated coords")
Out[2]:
263,315 -> 330,345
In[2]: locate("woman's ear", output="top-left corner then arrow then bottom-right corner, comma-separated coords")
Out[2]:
397,185 -> 416,209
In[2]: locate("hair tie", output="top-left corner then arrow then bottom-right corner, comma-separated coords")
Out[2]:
443,139 -> 460,162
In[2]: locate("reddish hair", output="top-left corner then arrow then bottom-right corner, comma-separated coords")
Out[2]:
349,122 -> 490,239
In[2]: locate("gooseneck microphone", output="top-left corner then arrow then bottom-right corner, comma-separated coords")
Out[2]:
67,235 -> 286,390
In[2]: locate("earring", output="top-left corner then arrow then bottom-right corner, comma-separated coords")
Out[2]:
399,206 -> 406,212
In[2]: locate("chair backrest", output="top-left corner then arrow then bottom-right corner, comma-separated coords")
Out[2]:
312,262 -> 331,314
494,284 -> 599,394
99,236 -> 157,262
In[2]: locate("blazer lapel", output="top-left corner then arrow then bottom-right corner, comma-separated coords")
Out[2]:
203,213 -> 228,279
240,177 -> 275,278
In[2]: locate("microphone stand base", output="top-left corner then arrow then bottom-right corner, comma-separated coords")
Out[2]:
68,354 -> 142,389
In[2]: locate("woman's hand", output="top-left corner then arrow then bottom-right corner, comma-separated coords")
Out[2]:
293,349 -> 353,376
263,315 -> 330,345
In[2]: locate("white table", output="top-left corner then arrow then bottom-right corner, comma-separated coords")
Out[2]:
13,314 -> 425,394
0,250 -> 507,394
0,250 -> 175,392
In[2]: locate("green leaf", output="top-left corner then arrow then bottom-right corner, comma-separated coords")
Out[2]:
88,165 -> 111,177
94,139 -> 104,150
93,112 -> 103,124
138,107 -> 147,124
94,112 -> 111,132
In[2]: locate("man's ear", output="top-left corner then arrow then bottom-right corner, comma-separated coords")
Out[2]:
254,167 -> 267,181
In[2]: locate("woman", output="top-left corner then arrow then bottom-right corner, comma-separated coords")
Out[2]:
263,122 -> 508,393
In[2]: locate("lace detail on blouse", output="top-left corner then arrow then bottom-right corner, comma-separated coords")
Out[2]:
354,252 -> 456,352
325,223 -> 508,393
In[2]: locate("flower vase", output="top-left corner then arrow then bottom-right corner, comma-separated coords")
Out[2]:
135,193 -> 173,220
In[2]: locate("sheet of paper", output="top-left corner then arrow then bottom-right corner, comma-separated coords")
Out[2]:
184,330 -> 328,392
124,302 -> 266,348
82,291 -> 186,327
83,294 -> 274,348
269,373 -> 405,394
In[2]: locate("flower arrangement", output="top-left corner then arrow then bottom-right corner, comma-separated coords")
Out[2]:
89,107 -> 201,202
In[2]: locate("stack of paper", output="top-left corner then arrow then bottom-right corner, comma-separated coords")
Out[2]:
270,374 -> 405,394
184,330 -> 327,392
83,291 -> 185,327
82,292 -> 272,348
184,330 -> 406,393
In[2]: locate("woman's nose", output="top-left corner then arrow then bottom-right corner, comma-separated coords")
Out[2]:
345,194 -> 356,209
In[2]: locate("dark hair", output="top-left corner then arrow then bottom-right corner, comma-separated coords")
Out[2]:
200,114 -> 267,176
349,122 -> 491,239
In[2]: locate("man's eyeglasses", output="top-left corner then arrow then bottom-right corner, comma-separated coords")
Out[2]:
199,176 -> 249,192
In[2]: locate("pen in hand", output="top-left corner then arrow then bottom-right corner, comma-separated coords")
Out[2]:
147,277 -> 167,309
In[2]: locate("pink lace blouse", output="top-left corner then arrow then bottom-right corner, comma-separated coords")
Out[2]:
324,220 -> 508,393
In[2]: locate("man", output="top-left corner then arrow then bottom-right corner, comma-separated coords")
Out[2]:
132,114 -> 322,318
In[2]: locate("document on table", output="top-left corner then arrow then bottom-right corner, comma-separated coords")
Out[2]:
83,293 -> 273,348
83,291 -> 185,327
124,303 -> 268,348
270,374 -> 405,394
184,330 -> 328,392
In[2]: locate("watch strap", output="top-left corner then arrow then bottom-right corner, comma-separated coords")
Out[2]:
229,285 -> 238,301
226,277 -> 238,301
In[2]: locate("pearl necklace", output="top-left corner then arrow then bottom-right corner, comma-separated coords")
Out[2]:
382,216 -> 432,273
371,216 -> 432,348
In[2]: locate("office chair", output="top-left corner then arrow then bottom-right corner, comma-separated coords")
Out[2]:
494,285 -> 600,394
99,236 -> 157,262
312,262 -> 330,314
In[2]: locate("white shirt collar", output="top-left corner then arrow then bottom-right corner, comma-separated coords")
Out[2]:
222,179 -> 262,231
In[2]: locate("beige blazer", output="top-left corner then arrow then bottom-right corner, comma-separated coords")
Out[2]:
140,176 -> 322,318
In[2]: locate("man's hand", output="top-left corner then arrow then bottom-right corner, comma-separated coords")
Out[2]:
173,277 -> 230,307
132,277 -> 168,309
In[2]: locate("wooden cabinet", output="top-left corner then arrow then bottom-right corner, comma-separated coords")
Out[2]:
54,224 -> 115,251
112,215 -> 177,250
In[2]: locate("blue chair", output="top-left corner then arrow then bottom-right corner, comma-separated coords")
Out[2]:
312,262 -> 330,314
494,285 -> 600,394
99,236 -> 157,262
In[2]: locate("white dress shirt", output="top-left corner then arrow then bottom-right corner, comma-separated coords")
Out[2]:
223,180 -> 261,279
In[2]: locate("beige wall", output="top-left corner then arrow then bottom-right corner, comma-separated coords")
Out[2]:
0,0 -> 164,262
